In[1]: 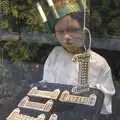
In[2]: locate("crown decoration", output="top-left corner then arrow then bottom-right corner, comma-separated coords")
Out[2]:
36,0 -> 90,32
36,3 -> 47,23
53,0 -> 80,12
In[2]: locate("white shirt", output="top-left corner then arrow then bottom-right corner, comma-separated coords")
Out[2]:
42,46 -> 115,114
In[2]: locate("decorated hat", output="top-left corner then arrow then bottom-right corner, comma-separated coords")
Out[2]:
36,0 -> 90,32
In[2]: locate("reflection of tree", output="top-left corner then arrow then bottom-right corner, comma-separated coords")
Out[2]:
0,0 -> 48,36
0,0 -> 119,37
4,40 -> 31,62
91,0 -> 120,37
0,40 -> 54,109
0,40 -> 32,109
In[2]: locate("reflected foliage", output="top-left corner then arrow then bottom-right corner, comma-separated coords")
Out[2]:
0,40 -> 54,100
0,0 -> 49,33
91,0 -> 120,37
0,0 -> 119,37
0,39 -> 54,119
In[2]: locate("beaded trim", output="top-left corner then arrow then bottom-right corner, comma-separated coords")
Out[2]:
72,52 -> 90,93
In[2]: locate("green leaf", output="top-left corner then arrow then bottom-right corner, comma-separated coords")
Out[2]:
12,8 -> 18,17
